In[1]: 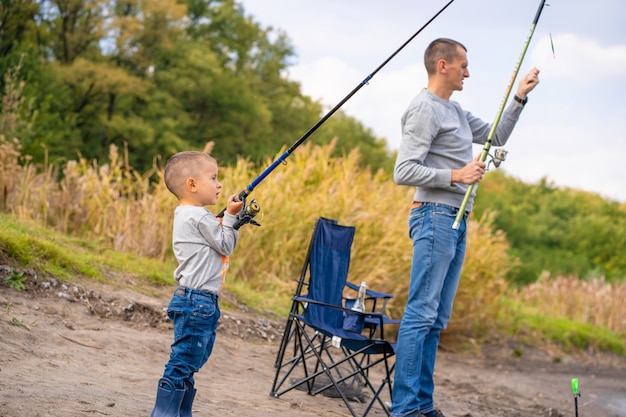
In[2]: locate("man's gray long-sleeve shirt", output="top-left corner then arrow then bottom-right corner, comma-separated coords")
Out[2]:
394,89 -> 524,212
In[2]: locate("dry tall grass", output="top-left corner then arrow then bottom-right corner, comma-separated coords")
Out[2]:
514,273 -> 626,335
221,139 -> 416,317
0,140 -> 175,258
1,132 -> 625,336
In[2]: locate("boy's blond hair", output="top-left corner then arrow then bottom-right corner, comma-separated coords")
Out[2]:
164,151 -> 217,198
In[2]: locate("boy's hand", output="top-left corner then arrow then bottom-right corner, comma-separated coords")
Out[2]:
226,194 -> 244,215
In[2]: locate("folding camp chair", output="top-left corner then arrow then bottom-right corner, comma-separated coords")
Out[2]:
270,218 -> 397,417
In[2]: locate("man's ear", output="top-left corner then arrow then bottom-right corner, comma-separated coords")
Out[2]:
185,177 -> 197,192
438,58 -> 448,74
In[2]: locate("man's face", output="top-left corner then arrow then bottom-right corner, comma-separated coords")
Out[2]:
445,46 -> 469,91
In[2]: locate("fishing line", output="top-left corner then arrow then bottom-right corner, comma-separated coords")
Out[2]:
219,0 -> 457,225
452,0 -> 548,230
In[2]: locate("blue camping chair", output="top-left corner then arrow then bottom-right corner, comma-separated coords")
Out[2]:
270,218 -> 398,417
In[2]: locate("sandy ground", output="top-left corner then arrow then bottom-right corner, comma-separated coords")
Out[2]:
1,274 -> 625,417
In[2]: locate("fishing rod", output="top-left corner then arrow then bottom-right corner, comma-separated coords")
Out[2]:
221,0 -> 457,228
452,0 -> 548,230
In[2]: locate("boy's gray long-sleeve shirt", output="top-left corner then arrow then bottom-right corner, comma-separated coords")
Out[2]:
394,89 -> 524,212
172,206 -> 239,294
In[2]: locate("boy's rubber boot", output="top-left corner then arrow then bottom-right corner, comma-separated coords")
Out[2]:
150,378 -> 185,417
179,381 -> 196,417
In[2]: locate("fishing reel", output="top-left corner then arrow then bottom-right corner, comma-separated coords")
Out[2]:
233,197 -> 261,230
487,148 -> 508,170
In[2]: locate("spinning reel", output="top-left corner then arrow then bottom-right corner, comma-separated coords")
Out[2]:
233,197 -> 261,230
487,148 -> 508,170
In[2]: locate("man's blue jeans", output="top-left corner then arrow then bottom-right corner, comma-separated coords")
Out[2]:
391,203 -> 467,417
162,287 -> 220,389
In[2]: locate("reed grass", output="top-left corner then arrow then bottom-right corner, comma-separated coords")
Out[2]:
513,272 -> 626,336
1,133 -> 625,344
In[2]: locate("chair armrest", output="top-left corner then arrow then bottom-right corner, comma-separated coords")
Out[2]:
295,295 -> 384,318
345,281 -> 393,300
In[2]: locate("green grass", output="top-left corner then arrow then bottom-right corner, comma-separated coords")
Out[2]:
498,298 -> 626,357
524,314 -> 625,356
226,278 -> 292,318
0,212 -> 174,292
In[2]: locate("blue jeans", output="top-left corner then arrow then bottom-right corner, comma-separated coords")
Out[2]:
162,287 -> 220,389
391,203 -> 467,417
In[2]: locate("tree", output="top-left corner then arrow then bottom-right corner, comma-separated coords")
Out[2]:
3,0 -> 396,175
0,0 -> 41,59
474,171 -> 626,284
42,0 -> 106,63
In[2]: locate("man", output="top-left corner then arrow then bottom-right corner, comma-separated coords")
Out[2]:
391,38 -> 540,417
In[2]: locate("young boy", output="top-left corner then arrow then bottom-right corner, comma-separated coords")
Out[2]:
150,151 -> 243,417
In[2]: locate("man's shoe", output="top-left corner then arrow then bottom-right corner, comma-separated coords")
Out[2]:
420,410 -> 445,417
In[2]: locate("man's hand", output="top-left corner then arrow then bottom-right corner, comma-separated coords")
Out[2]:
516,67 -> 540,100
451,154 -> 486,185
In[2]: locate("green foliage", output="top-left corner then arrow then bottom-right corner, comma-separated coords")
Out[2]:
4,268 -> 26,291
44,0 -> 107,63
0,0 -> 394,175
474,171 -> 626,284
0,0 -> 42,58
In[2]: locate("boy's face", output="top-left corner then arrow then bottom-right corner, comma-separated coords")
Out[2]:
185,160 -> 222,206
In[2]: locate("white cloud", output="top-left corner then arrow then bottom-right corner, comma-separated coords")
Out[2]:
532,34 -> 626,83
287,58 -> 425,148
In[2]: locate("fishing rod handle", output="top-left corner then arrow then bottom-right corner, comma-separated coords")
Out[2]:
216,189 -> 250,218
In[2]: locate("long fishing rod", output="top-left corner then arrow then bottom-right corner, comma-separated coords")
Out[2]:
452,0 -> 548,230
221,0 -> 457,227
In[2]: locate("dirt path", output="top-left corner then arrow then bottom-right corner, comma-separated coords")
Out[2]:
1,276 -> 625,417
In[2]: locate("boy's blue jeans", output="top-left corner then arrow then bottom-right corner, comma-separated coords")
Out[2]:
391,203 -> 467,417
162,286 -> 220,389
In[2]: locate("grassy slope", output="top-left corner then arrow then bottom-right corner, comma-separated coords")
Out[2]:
1,212 -> 624,357
0,213 -> 173,294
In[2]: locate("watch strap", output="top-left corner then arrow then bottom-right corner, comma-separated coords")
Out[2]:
514,95 -> 528,106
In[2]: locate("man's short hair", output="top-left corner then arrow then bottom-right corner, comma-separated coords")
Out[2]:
164,151 -> 217,198
424,38 -> 467,75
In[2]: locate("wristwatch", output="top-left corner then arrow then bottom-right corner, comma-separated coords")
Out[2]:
514,95 -> 528,106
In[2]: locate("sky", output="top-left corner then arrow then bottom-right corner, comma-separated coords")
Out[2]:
238,0 -> 626,203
